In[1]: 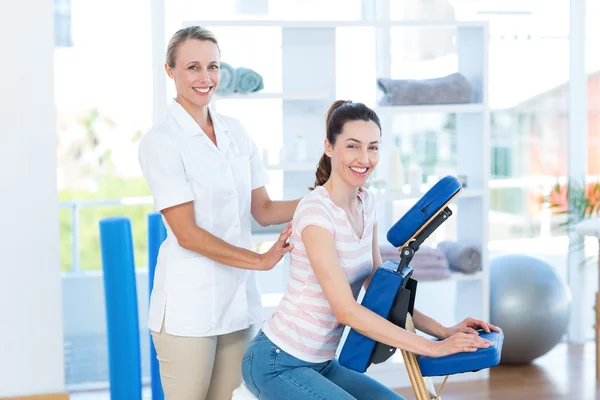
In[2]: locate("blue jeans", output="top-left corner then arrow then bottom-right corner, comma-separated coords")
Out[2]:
241,330 -> 405,400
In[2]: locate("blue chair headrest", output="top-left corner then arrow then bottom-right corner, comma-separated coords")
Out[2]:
386,175 -> 462,248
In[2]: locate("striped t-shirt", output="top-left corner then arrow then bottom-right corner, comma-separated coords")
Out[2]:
262,185 -> 377,363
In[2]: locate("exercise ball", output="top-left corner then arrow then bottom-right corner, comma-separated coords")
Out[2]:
489,254 -> 572,364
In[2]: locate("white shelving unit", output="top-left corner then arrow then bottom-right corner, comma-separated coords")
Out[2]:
174,9 -> 490,390
214,91 -> 330,101
264,161 -> 317,171
183,19 -> 488,29
375,103 -> 485,115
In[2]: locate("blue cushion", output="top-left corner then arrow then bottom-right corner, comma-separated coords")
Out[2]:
338,261 -> 411,373
418,330 -> 504,377
387,175 -> 461,248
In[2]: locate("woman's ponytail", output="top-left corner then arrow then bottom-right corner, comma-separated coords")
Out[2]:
310,153 -> 332,190
309,100 -> 350,190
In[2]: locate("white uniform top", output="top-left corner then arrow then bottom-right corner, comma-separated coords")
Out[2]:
138,99 -> 269,337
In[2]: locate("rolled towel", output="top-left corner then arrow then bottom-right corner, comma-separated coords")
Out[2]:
216,62 -> 236,95
436,240 -> 481,274
377,72 -> 473,106
235,67 -> 264,94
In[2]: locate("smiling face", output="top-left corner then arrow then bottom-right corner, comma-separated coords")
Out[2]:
325,120 -> 381,188
165,39 -> 220,109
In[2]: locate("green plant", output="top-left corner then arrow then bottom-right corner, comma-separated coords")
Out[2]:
548,179 -> 600,265
549,179 -> 600,227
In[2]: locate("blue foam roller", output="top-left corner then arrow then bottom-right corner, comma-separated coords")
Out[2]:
148,213 -> 166,400
99,217 -> 142,400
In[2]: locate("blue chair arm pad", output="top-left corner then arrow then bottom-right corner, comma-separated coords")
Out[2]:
418,330 -> 504,377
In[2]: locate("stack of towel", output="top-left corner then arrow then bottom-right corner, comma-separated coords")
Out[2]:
379,240 -> 482,280
379,244 -> 451,281
377,72 -> 474,106
216,62 -> 264,96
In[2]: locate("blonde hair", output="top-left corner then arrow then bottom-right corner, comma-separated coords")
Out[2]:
166,26 -> 220,68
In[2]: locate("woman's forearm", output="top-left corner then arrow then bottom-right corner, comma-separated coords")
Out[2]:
178,225 -> 264,270
262,199 -> 301,225
340,303 -> 435,357
412,309 -> 448,339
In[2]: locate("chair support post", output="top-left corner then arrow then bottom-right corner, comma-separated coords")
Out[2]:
596,238 -> 600,381
404,314 -> 438,400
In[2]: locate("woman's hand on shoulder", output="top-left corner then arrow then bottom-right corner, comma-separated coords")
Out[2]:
429,331 -> 493,358
258,222 -> 293,271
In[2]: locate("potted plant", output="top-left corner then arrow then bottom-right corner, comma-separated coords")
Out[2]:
549,178 -> 600,380
549,179 -> 600,230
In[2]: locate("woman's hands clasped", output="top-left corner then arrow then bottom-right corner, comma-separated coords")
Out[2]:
258,222 -> 294,271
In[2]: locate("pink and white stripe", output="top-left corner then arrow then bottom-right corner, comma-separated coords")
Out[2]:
262,186 -> 377,363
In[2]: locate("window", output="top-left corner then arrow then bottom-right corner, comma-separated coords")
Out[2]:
166,0 -> 362,22
56,0 -> 154,388
54,0 -> 72,47
492,147 -> 512,178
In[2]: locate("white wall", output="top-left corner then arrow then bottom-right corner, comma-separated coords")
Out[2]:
0,0 -> 66,396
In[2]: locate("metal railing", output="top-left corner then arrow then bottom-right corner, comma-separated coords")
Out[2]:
59,196 -> 154,272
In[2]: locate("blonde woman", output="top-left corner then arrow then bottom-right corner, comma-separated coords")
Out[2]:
138,26 -> 300,399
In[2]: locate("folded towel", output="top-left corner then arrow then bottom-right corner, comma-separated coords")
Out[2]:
378,244 -> 451,281
436,240 -> 481,274
235,67 -> 264,94
379,244 -> 400,261
377,72 -> 473,106
411,267 -> 451,281
216,62 -> 236,96
379,245 -> 449,267
409,247 -> 449,270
